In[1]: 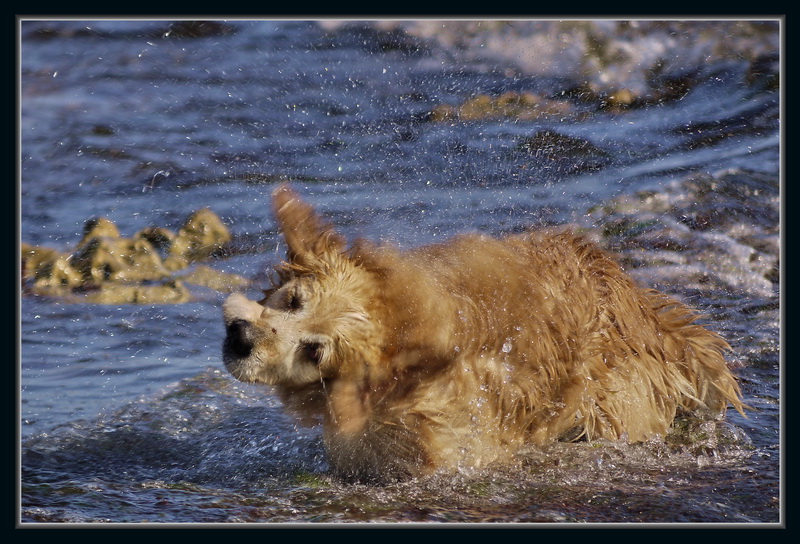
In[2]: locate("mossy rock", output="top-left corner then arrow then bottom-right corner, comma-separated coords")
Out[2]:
82,279 -> 192,304
135,226 -> 176,251
22,243 -> 84,295
165,208 -> 231,270
71,236 -> 169,283
77,217 -> 121,248
22,243 -> 62,279
23,207 -> 239,304
179,265 -> 251,293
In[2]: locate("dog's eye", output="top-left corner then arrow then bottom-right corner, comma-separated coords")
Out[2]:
286,289 -> 303,311
301,341 -> 323,365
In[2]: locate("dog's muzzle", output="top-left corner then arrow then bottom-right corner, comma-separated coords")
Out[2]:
224,319 -> 255,358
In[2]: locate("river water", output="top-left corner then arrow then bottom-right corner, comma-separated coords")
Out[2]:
19,19 -> 781,525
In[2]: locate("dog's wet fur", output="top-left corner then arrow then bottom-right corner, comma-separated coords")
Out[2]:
222,185 -> 745,482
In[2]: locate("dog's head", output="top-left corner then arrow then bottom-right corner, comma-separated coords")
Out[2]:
222,185 -> 384,386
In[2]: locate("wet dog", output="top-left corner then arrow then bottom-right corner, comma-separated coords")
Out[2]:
222,185 -> 745,481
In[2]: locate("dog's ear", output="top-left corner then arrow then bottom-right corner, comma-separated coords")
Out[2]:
272,184 -> 346,266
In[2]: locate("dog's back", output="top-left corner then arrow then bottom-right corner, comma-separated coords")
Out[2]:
334,229 -> 744,477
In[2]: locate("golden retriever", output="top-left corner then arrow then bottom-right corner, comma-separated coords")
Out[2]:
222,185 -> 745,481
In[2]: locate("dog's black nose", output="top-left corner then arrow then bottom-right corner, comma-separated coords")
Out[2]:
225,319 -> 254,357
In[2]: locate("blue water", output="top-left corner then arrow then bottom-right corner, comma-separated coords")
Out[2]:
19,19 -> 780,524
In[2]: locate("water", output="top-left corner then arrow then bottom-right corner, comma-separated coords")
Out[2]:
19,19 -> 781,524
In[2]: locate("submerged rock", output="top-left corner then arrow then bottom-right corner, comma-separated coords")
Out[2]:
163,21 -> 237,39
517,129 -> 612,174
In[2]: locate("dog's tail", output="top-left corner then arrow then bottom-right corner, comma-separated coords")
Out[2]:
645,290 -> 748,418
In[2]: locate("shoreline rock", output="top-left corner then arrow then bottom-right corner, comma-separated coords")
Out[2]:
21,208 -> 249,304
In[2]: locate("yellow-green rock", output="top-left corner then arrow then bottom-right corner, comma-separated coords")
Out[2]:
165,208 -> 231,271
431,91 -> 573,122
22,207 -> 238,304
77,217 -> 120,248
71,236 -> 168,284
22,243 -> 60,279
83,279 -> 191,305
135,226 -> 175,251
22,243 -> 84,295
180,264 -> 251,293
